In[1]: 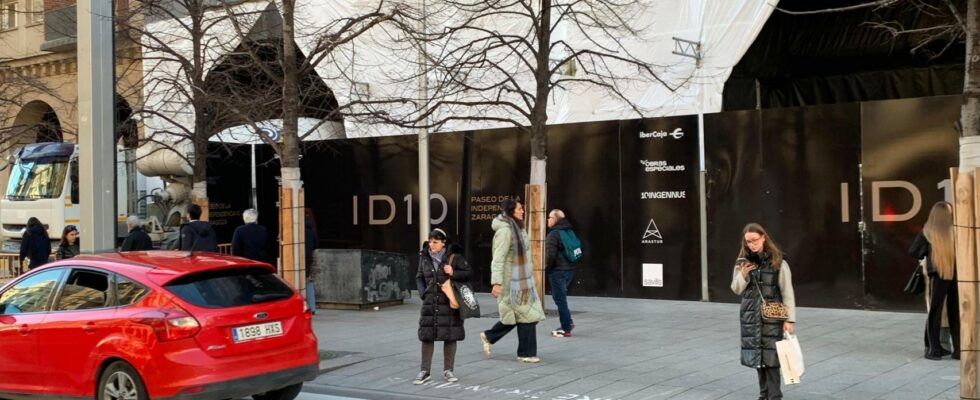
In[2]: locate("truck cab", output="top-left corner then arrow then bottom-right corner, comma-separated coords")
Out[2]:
0,142 -> 133,252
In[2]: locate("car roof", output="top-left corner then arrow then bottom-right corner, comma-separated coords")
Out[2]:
45,251 -> 274,285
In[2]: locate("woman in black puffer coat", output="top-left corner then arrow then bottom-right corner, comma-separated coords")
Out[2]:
731,223 -> 797,400
414,228 -> 470,385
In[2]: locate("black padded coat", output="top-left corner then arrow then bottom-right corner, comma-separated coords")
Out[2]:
739,255 -> 784,369
416,243 -> 470,342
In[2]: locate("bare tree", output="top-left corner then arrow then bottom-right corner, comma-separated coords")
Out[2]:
213,0 -> 408,287
117,0 -> 269,216
372,0 -> 676,296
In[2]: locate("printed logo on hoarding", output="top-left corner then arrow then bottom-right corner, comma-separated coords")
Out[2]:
642,219 -> 663,244
641,191 -> 686,199
640,160 -> 686,172
642,263 -> 664,287
639,127 -> 684,139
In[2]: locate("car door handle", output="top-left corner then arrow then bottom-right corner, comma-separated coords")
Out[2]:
82,322 -> 96,333
18,324 -> 30,335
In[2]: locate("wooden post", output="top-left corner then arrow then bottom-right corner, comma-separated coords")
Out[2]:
955,168 -> 980,400
526,184 -> 546,304
278,187 -> 306,293
194,197 -> 209,221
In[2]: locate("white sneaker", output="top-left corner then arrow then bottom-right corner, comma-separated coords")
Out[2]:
480,332 -> 492,356
517,356 -> 541,363
444,370 -> 459,383
413,370 -> 430,385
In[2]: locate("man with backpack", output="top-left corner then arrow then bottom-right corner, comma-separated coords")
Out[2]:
546,209 -> 582,337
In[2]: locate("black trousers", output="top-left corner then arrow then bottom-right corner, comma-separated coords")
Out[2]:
927,276 -> 960,355
484,321 -> 537,357
420,341 -> 457,372
757,367 -> 781,400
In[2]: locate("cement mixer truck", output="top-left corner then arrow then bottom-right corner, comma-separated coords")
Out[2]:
0,141 -> 194,252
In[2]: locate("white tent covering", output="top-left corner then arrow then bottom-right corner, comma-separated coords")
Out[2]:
141,0 -> 778,141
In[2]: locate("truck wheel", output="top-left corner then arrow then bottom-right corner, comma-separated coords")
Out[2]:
252,383 -> 302,400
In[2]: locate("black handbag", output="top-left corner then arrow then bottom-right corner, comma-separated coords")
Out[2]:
904,264 -> 925,295
453,281 -> 481,319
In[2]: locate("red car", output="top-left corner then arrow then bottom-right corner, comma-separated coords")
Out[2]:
0,251 -> 319,400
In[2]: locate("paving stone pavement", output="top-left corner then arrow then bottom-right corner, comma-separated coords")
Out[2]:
308,294 -> 960,400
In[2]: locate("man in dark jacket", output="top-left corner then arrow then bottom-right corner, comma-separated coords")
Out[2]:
232,209 -> 269,263
121,215 -> 154,251
546,209 -> 578,338
179,204 -> 218,252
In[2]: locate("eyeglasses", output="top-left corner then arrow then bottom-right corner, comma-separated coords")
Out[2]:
745,236 -> 764,245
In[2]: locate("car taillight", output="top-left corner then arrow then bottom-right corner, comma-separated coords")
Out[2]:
302,299 -> 312,321
131,308 -> 201,341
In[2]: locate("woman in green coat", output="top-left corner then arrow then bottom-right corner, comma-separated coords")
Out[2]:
479,199 -> 546,363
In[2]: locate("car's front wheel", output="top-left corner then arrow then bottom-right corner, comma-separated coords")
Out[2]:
252,383 -> 303,400
97,361 -> 147,400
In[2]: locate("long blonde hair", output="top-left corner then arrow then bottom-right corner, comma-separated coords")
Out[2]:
923,201 -> 955,279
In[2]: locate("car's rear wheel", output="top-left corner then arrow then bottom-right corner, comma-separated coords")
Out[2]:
97,361 -> 147,400
252,383 -> 302,400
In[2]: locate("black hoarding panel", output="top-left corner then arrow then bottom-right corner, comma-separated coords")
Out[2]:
544,121 -> 624,296
619,117 -> 701,300
300,135 -> 465,287
207,143 -> 280,262
861,96 -> 959,311
465,127 -> 530,292
705,104 -> 864,309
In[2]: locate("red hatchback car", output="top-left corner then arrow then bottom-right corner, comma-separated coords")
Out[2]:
0,251 -> 319,400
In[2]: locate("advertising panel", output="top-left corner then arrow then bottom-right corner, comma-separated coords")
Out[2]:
620,117 -> 701,300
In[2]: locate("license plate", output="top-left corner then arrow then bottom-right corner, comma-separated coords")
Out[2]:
232,321 -> 283,343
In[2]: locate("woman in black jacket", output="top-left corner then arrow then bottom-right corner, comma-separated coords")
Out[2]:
20,217 -> 51,270
413,228 -> 470,385
909,201 -> 959,360
56,225 -> 80,260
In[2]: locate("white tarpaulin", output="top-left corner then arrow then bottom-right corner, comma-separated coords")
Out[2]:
139,0 -> 778,140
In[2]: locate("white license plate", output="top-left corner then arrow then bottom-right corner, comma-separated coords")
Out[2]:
232,321 -> 283,343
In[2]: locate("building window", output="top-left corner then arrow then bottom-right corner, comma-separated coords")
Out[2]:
27,0 -> 42,24
0,0 -> 16,30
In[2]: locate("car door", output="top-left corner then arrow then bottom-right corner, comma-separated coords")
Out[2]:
39,267 -> 115,396
0,268 -> 66,395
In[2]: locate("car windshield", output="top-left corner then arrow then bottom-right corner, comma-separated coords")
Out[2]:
164,267 -> 294,308
5,159 -> 69,200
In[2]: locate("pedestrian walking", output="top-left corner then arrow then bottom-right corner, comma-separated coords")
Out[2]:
305,213 -> 319,313
546,209 -> 578,337
909,201 -> 960,360
179,204 -> 218,252
121,215 -> 154,251
231,208 -> 269,263
480,199 -> 545,363
730,223 -> 796,400
20,217 -> 51,270
56,225 -> 80,260
413,228 -> 471,384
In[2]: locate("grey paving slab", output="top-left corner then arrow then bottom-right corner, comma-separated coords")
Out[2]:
310,294 -> 961,399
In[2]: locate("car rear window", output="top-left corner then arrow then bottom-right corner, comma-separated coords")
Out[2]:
163,267 -> 294,308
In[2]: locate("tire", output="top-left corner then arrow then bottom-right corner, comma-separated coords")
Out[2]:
97,361 -> 148,400
252,383 -> 303,400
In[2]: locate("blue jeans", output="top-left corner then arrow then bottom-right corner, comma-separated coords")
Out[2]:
548,269 -> 575,331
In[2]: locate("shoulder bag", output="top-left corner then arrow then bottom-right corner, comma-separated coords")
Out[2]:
753,271 -> 789,322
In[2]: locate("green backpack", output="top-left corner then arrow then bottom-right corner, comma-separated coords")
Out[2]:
557,230 -> 583,262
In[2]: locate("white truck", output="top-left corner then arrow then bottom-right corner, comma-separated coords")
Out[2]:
0,142 -> 175,252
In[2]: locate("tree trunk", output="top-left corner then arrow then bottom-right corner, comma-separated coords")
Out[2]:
960,3 -> 980,399
279,0 -> 307,294
189,0 -> 208,217
527,0 -> 551,304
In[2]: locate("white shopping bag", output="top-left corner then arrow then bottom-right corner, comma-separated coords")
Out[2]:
776,333 -> 805,385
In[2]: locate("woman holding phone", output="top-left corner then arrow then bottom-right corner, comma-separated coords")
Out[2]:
730,223 -> 797,400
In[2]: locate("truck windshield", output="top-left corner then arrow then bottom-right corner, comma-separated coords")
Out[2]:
5,160 -> 69,200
